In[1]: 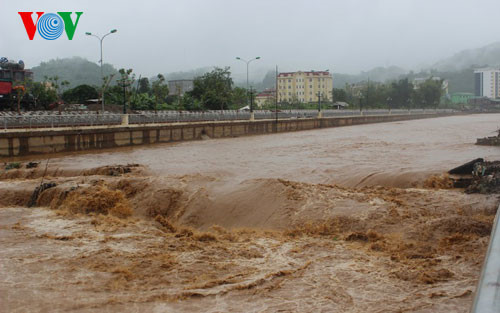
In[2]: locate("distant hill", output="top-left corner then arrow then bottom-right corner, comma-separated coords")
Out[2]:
328,66 -> 406,88
31,56 -> 118,88
30,41 -> 499,94
402,67 -> 475,94
432,41 -> 500,71
360,66 -> 408,82
161,67 -> 212,82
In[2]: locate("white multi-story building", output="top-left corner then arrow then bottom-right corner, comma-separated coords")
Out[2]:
474,68 -> 500,99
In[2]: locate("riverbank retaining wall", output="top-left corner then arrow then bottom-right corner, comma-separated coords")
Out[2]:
0,113 -> 454,158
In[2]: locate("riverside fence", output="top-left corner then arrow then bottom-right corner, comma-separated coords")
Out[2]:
0,109 -> 454,130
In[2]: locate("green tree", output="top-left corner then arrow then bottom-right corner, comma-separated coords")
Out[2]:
60,80 -> 70,94
130,93 -> 155,110
190,67 -> 233,110
416,78 -> 443,108
231,87 -> 248,109
62,84 -> 99,104
151,74 -> 169,112
332,88 -> 347,102
138,77 -> 150,94
389,78 -> 413,109
103,85 -> 123,105
180,93 -> 203,111
116,68 -> 135,113
46,76 -> 60,97
371,84 -> 391,108
28,82 -> 57,110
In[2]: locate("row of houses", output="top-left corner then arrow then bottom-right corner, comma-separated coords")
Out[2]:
167,70 -> 335,108
167,67 -> 500,109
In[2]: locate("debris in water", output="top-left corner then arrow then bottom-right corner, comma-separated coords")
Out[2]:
449,158 -> 484,175
5,162 -> 21,170
83,164 -> 141,176
445,159 -> 500,193
26,162 -> 39,169
466,161 -> 500,194
28,182 -> 56,207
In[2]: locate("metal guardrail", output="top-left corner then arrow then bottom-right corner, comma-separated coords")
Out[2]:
471,203 -> 500,313
0,109 -> 454,129
0,114 -> 122,129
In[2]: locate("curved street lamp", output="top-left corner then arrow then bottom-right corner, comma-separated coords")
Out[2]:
236,56 -> 261,112
86,29 -> 117,112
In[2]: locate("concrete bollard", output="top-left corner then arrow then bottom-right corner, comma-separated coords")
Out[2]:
317,111 -> 323,118
250,112 -> 255,121
121,114 -> 129,126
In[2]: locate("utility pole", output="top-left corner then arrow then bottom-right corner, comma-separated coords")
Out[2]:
117,70 -> 132,118
316,91 -> 323,118
122,82 -> 127,114
249,86 -> 253,112
366,78 -> 370,109
359,92 -> 363,114
275,65 -> 278,132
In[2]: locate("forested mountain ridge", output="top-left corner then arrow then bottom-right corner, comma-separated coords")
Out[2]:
31,57 -> 118,88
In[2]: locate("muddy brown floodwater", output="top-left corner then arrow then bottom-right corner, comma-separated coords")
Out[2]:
1,114 -> 499,312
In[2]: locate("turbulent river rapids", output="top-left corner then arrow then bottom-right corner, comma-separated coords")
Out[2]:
1,114 -> 499,312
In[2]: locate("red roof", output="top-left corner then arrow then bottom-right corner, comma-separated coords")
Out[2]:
257,88 -> 276,97
278,71 -> 330,77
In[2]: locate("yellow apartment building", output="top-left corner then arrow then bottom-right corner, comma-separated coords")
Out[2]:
277,71 -> 333,103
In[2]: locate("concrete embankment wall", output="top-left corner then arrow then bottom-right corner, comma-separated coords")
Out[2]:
0,113 -> 452,157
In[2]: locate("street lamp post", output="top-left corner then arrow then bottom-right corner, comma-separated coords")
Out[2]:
86,29 -> 117,112
236,56 -> 261,119
359,92 -> 363,114
316,91 -> 323,118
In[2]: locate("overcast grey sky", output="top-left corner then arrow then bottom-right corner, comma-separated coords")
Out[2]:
1,0 -> 499,79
